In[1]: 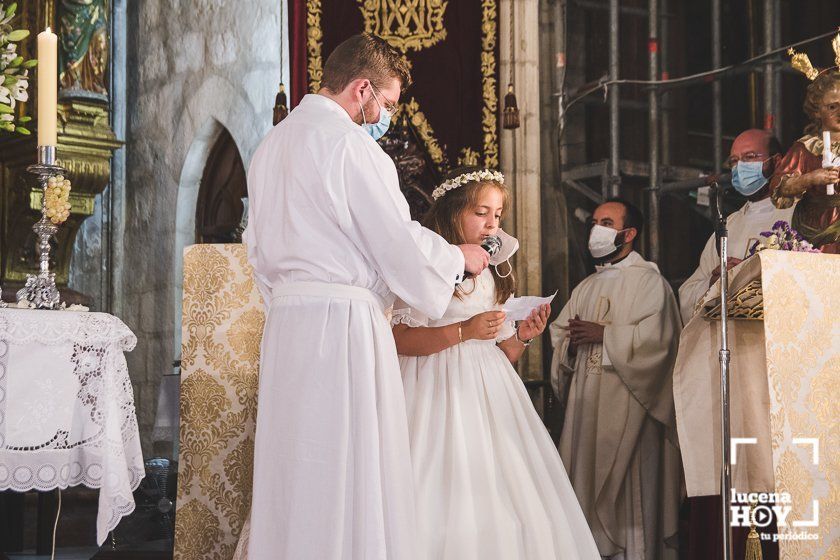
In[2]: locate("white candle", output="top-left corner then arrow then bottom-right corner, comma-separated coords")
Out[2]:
37,27 -> 58,147
824,131 -> 836,195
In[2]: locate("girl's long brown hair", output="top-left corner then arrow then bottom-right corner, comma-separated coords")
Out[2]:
422,167 -> 515,305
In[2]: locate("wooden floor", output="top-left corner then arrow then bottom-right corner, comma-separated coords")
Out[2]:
6,547 -> 99,559
4,541 -> 172,560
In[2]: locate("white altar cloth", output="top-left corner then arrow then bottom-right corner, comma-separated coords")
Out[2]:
0,308 -> 144,545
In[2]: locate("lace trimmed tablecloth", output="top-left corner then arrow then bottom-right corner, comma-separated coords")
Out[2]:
0,308 -> 144,545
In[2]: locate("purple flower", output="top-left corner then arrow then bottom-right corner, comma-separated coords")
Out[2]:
751,219 -> 824,253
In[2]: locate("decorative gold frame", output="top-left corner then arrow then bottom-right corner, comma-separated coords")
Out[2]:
304,0 -> 499,170
306,0 -> 324,95
479,0 -> 499,168
400,98 -> 443,164
358,0 -> 449,53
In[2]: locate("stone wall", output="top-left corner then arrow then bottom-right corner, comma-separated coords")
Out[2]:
122,0 -> 285,453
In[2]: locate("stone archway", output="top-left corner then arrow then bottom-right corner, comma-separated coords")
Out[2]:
195,127 -> 248,244
171,118 -> 225,362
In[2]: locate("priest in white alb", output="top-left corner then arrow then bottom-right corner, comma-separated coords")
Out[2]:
244,34 -> 489,559
549,199 -> 682,560
678,129 -> 793,323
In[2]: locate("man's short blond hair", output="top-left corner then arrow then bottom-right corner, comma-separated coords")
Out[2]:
321,33 -> 412,94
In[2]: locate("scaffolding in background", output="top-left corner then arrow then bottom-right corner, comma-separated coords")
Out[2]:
554,0 -> 836,264
547,5 -> 837,558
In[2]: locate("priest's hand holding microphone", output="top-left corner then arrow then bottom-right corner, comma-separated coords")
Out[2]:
456,236 -> 549,346
458,234 -> 500,277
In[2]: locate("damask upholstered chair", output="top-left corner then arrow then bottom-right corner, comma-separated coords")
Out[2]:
173,244 -> 264,560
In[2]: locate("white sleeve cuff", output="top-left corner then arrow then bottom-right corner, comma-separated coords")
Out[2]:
601,337 -> 613,367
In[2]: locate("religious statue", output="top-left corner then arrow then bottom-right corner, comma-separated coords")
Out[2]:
770,36 -> 840,253
58,0 -> 109,96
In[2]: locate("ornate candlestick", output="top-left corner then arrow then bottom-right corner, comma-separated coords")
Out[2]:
16,145 -> 68,310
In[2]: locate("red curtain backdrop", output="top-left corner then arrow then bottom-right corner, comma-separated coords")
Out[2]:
286,0 -> 499,172
288,0 -> 309,108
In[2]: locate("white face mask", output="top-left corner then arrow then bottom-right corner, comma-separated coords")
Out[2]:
588,224 -> 625,258
487,229 -> 519,278
490,229 -> 519,265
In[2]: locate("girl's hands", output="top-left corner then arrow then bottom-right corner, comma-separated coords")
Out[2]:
461,310 -> 507,341
516,304 -> 550,342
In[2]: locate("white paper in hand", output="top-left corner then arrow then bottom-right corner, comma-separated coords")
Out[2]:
502,291 -> 557,322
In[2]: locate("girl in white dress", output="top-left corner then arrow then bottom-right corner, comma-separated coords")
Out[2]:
392,168 -> 600,560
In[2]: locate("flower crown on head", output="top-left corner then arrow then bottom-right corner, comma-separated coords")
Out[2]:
432,169 -> 505,200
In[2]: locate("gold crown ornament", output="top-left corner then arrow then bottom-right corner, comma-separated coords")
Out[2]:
787,30 -> 840,81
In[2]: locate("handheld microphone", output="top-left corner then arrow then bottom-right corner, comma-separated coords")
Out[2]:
465,235 -> 502,278
481,235 -> 502,257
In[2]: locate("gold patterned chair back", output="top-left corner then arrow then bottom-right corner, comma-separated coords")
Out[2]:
174,244 -> 264,560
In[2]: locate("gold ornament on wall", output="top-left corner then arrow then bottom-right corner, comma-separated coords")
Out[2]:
305,0 -> 499,172
401,97 -> 444,164
458,147 -> 480,167
481,0 -> 499,167
306,0 -> 324,94
358,0 -> 448,53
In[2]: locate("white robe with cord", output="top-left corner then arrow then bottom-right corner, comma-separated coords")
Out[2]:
244,93 -> 464,560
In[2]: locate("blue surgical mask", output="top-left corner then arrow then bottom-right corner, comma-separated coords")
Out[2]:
731,160 -> 768,196
360,87 -> 391,141
363,106 -> 391,141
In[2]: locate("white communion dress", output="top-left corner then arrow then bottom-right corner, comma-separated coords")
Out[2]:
393,268 -> 600,560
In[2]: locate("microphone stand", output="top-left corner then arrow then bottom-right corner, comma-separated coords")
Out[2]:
712,181 -> 733,560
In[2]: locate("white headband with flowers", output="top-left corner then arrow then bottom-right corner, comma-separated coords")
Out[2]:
432,169 -> 505,200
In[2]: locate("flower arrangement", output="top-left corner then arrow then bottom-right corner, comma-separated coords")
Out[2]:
748,220 -> 822,255
0,2 -> 37,135
44,174 -> 72,224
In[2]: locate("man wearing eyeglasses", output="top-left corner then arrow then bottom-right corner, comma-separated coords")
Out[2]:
244,33 -> 489,559
677,128 -> 794,324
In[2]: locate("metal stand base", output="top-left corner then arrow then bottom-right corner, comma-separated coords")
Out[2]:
16,268 -> 60,310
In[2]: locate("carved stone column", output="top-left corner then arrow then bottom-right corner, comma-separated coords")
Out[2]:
500,0 -> 543,382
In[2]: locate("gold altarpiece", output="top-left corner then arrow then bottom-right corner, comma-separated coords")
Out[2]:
0,0 -> 121,304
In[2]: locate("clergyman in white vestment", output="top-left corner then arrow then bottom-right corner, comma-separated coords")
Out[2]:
678,129 -> 793,323
243,35 -> 488,560
550,199 -> 682,560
